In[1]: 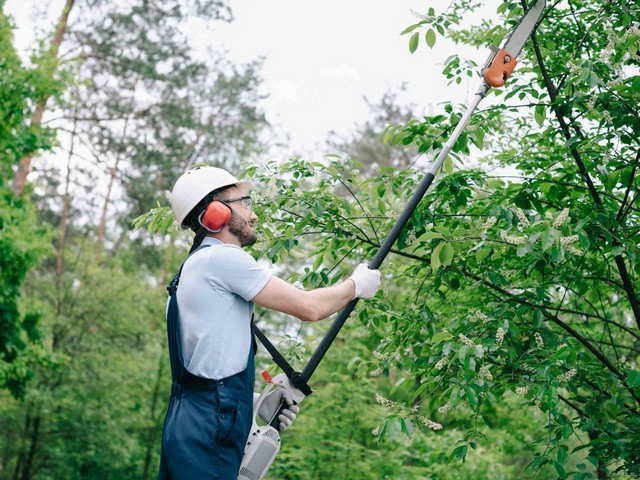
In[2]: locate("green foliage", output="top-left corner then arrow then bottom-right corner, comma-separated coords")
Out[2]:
131,203 -> 177,234
0,189 -> 50,398
0,256 -> 168,479
0,10 -> 59,398
0,13 -> 57,178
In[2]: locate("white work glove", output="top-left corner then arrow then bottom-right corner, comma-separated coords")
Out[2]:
255,388 -> 300,431
348,263 -> 382,299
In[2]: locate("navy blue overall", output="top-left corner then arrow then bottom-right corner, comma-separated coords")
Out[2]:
159,247 -> 255,480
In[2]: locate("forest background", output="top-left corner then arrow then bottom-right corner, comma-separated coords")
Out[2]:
1,0 -> 639,479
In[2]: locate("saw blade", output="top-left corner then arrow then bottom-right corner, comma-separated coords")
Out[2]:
502,0 -> 546,59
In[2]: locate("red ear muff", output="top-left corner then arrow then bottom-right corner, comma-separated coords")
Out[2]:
198,201 -> 232,233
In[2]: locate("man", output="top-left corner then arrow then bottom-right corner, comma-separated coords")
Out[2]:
159,166 -> 381,479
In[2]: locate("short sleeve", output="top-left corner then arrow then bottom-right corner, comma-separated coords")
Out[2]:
207,245 -> 271,301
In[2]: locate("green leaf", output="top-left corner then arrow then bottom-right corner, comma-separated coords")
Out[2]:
528,454 -> 550,470
425,29 -> 436,49
440,242 -> 455,267
541,227 -> 557,251
611,245 -> 625,256
516,243 -> 532,257
409,32 -> 420,53
472,127 -> 485,149
554,460 -> 566,477
431,242 -> 444,270
400,417 -> 414,437
444,156 -> 454,174
534,104 -> 546,126
413,382 -> 430,399
416,231 -> 444,243
557,446 -> 569,465
432,331 -> 452,343
475,248 -> 490,262
400,23 -> 422,35
465,385 -> 479,408
450,444 -> 468,461
627,370 -> 640,388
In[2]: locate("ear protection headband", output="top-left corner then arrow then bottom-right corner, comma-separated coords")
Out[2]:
198,201 -> 232,233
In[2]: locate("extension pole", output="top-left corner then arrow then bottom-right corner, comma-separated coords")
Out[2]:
301,83 -> 491,382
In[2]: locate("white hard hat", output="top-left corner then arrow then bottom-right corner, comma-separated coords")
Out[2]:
170,166 -> 250,228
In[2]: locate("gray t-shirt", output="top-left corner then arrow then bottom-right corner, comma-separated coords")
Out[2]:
176,236 -> 272,379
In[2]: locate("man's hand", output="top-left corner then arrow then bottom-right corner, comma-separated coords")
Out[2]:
349,263 -> 382,299
256,388 -> 300,431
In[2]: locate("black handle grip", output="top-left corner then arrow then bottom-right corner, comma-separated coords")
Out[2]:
268,398 -> 298,431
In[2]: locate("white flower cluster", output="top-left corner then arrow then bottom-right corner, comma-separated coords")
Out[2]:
552,208 -> 570,228
500,230 -> 527,245
373,351 -> 390,361
438,403 -> 451,414
483,217 -> 497,229
601,24 -> 640,66
534,332 -> 544,348
515,208 -> 531,227
496,327 -> 505,346
515,386 -> 529,396
521,363 -> 537,375
556,368 -> 578,382
560,235 -> 579,245
375,394 -> 399,408
417,415 -> 443,431
459,333 -> 475,347
562,235 -> 583,255
474,310 -> 491,323
479,366 -> 493,381
435,356 -> 448,370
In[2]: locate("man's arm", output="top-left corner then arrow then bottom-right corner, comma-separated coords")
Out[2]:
252,265 -> 380,322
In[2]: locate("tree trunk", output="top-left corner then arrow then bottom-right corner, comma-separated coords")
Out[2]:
95,156 -> 120,260
13,402 -> 41,480
19,414 -> 40,480
96,114 -> 132,260
11,0 -> 76,198
56,121 -> 77,300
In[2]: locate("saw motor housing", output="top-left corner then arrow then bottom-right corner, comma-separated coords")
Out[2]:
238,373 -> 306,480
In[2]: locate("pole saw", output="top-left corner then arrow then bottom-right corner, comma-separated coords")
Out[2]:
239,1 -> 546,478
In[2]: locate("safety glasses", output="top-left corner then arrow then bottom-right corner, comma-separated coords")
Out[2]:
222,195 -> 252,210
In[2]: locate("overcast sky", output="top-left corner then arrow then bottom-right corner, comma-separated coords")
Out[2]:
5,1 -> 496,158
209,1 -> 492,156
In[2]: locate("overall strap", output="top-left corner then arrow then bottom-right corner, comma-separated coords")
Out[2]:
166,244 -> 211,384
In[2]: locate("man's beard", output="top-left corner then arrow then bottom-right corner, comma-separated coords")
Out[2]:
228,214 -> 257,247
